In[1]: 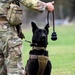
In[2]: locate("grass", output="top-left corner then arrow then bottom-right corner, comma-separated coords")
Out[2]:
22,25 -> 75,75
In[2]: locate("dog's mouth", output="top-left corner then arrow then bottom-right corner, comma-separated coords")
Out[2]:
37,38 -> 47,46
31,38 -> 48,47
41,39 -> 45,41
41,36 -> 46,42
41,39 -> 45,43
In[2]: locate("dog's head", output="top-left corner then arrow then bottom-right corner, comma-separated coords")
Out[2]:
31,22 -> 49,47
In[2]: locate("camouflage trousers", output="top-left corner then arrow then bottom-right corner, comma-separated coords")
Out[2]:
0,24 -> 24,75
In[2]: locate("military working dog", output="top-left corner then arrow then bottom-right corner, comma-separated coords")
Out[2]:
25,22 -> 52,75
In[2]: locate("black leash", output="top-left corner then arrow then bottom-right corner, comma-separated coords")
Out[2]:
47,11 -> 50,26
47,11 -> 57,41
25,40 -> 31,44
47,11 -> 55,32
52,11 -> 55,32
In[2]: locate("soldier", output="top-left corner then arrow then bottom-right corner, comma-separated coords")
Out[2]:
0,0 -> 54,75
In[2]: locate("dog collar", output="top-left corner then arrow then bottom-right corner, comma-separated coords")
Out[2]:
32,47 -> 46,50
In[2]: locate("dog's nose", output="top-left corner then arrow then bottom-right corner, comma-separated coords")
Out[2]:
42,33 -> 46,37
42,36 -> 45,39
41,34 -> 46,40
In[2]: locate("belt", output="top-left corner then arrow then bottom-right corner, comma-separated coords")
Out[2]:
0,16 -> 8,26
0,16 -> 7,21
0,16 -> 8,29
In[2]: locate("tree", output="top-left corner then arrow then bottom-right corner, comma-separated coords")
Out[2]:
69,0 -> 75,22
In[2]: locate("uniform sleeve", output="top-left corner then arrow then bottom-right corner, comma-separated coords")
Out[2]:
20,0 -> 46,12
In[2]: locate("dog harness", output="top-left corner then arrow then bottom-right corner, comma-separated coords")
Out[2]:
29,54 -> 49,75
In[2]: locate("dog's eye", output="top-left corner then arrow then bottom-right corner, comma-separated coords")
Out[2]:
39,29 -> 41,32
43,30 -> 47,34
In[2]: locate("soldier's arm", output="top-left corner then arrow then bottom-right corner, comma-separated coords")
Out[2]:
20,0 -> 54,12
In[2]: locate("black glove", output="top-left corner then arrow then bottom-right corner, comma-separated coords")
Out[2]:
15,24 -> 25,39
18,32 -> 25,39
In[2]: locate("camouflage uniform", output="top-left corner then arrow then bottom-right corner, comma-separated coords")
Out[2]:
0,0 -> 46,75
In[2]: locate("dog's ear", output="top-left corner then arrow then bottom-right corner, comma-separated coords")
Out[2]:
44,24 -> 49,34
31,22 -> 38,33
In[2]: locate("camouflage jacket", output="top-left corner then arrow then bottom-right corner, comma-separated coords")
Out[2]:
0,0 -> 46,16
20,0 -> 46,12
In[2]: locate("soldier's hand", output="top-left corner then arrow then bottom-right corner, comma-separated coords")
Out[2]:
18,32 -> 25,39
46,1 -> 54,12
